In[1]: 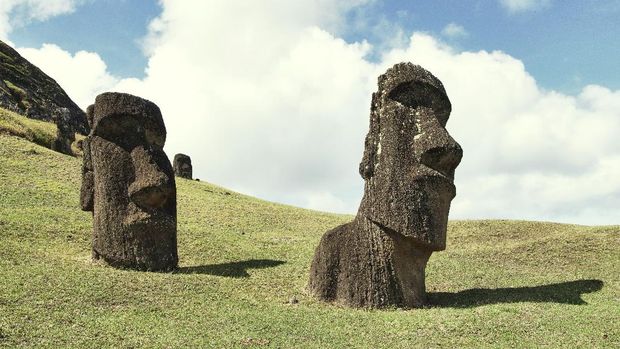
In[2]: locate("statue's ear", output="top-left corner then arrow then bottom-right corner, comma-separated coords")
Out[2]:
80,137 -> 94,211
359,93 -> 380,180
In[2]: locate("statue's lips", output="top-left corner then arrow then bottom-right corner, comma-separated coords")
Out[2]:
412,172 -> 456,199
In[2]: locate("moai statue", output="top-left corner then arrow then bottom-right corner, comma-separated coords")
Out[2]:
51,107 -> 74,155
173,153 -> 193,179
79,104 -> 95,212
80,92 -> 178,271
308,63 -> 462,308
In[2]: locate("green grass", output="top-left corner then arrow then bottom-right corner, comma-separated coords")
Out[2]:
0,107 -> 55,149
0,107 -> 84,155
0,134 -> 618,348
3,80 -> 27,100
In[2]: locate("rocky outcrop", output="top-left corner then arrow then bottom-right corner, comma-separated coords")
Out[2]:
0,39 -> 89,135
308,63 -> 463,308
50,107 -> 75,155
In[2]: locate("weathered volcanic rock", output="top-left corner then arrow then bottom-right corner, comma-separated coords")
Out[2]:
308,62 -> 463,308
80,92 -> 178,271
173,153 -> 192,179
0,39 -> 88,135
79,105 -> 95,212
51,107 -> 75,155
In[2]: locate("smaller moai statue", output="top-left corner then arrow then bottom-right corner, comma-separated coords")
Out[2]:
79,104 -> 95,212
51,107 -> 74,155
80,92 -> 178,271
173,153 -> 193,179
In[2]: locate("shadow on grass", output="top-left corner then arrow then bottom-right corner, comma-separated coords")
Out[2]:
176,259 -> 286,278
428,279 -> 603,308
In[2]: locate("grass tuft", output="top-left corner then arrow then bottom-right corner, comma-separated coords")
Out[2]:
0,107 -> 55,148
0,107 -> 83,155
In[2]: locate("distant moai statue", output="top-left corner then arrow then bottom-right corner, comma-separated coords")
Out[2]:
308,63 -> 463,308
80,92 -> 178,271
79,104 -> 95,212
51,107 -> 74,155
173,153 -> 193,179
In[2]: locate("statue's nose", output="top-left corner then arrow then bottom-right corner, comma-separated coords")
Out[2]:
128,146 -> 174,209
418,127 -> 462,180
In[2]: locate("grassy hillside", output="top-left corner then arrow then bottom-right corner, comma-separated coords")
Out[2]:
0,107 -> 56,148
0,107 -> 83,154
0,133 -> 618,348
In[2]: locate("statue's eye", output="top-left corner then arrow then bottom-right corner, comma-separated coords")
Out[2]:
388,81 -> 451,126
93,115 -> 146,151
388,81 -> 434,109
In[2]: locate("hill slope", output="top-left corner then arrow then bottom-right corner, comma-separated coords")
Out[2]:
0,40 -> 88,134
0,134 -> 618,348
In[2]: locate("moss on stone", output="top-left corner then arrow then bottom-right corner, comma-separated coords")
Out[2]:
3,80 -> 27,99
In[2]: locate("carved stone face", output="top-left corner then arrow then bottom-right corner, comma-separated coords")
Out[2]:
82,92 -> 177,270
173,153 -> 193,179
359,63 -> 462,251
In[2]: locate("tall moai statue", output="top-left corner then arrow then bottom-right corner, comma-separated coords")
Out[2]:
80,92 -> 178,271
308,63 -> 462,308
173,153 -> 193,179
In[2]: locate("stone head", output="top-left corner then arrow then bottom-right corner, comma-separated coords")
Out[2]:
82,92 -> 177,270
358,63 -> 462,251
173,153 -> 193,179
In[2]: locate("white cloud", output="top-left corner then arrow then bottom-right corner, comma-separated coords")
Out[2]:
381,33 -> 620,224
123,1 -> 620,225
441,23 -> 468,38
0,0 -> 83,40
17,44 -> 119,109
14,0 -> 619,225
499,0 -> 551,13
304,191 -> 356,214
107,0 -> 377,215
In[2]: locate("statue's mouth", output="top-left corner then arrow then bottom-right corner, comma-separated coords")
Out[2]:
123,205 -> 175,233
413,172 -> 456,199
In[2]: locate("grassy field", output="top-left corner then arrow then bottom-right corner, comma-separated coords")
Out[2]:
0,107 -> 84,154
0,107 -> 56,149
0,133 -> 618,348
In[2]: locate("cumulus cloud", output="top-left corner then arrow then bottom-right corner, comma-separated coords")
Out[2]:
117,1 -> 619,225
382,34 -> 620,224
0,0 -> 84,40
499,0 -> 552,13
14,0 -> 619,225
17,44 -> 119,109
105,1 -> 374,210
441,23 -> 468,38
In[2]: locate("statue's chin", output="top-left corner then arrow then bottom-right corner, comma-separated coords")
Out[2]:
366,191 -> 452,251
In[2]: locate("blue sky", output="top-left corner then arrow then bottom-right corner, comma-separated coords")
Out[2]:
2,0 -> 619,225
9,0 -> 160,79
347,0 -> 620,94
8,0 -> 620,94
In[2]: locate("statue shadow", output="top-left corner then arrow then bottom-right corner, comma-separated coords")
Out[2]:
176,259 -> 286,278
427,279 -> 603,308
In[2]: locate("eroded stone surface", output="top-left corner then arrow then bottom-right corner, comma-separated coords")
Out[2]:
80,92 -> 178,271
173,153 -> 192,179
308,62 -> 462,308
51,107 -> 74,155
